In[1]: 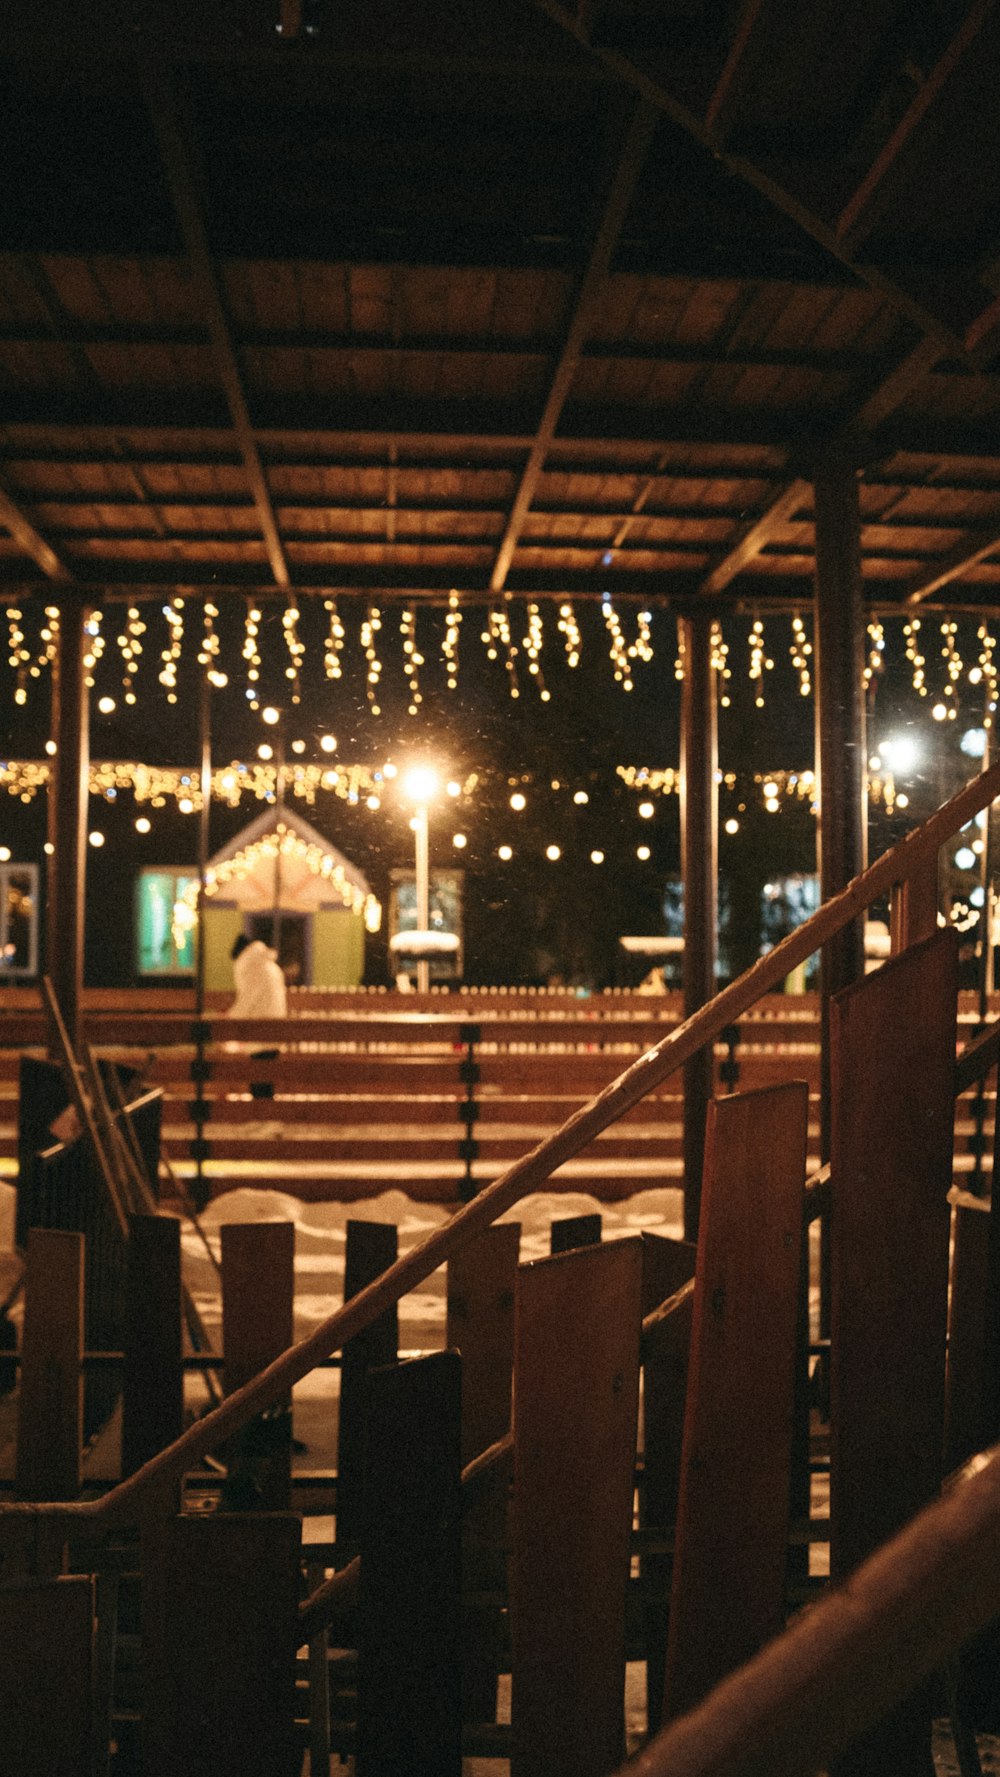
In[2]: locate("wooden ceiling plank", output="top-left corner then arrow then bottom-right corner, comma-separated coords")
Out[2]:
704,0 -> 764,137
836,0 -> 998,253
488,92 -> 659,594
143,66 -> 291,589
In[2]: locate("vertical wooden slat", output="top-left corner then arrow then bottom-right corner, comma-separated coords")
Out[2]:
337,1218 -> 398,1546
890,859 -> 939,952
663,1082 -> 808,1722
122,1213 -> 183,1477
945,1196 -> 992,1472
16,1226 -> 84,1501
640,1232 -> 697,1734
220,1220 -> 295,1509
447,1221 -> 520,1724
356,1352 -> 463,1777
679,610 -> 719,1242
156,1513 -> 301,1777
510,1238 -> 643,1777
550,1212 -> 602,1253
829,928 -> 957,1777
0,1576 -> 94,1777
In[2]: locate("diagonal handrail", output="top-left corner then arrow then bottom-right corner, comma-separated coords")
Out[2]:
6,755 -> 1000,1536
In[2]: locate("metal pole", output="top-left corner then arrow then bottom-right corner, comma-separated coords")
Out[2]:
415,801 -> 430,994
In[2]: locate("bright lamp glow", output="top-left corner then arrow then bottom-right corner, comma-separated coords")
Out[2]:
403,765 -> 439,803
962,728 -> 988,758
955,847 -> 977,870
881,735 -> 920,774
262,706 -> 280,725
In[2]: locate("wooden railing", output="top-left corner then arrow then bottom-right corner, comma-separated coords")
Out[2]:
6,757 -> 1000,1777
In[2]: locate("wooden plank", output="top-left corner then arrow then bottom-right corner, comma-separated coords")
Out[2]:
123,1213 -> 184,1478
550,1211 -> 602,1253
510,1238 -> 643,1777
640,1233 -> 697,1735
829,929 -> 958,1777
356,1353 -> 463,1777
337,1218 -> 399,1545
155,1513 -> 301,1777
944,1196 -> 992,1473
640,1229 -> 697,1316
447,1221 -> 521,1724
663,1082 -> 808,1721
220,1221 -> 295,1509
0,1577 -> 94,1776
16,1226 -> 84,1501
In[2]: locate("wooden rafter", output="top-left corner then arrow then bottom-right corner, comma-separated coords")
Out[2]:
488,92 -> 659,594
143,67 -> 291,590
836,0 -> 998,252
902,528 -> 1000,607
703,0 -> 764,137
0,467 -> 72,582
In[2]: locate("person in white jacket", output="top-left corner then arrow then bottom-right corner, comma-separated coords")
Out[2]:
229,934 -> 288,1019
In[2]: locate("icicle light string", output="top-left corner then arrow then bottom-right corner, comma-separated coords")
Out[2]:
602,597 -> 634,691
557,601 -> 581,667
157,596 -> 184,703
118,605 -> 145,704
864,617 -> 884,693
243,600 -> 263,707
932,620 -> 962,722
197,601 -> 226,688
82,608 -> 106,691
282,601 -> 305,704
710,620 -> 731,708
904,617 -> 926,694
6,605 -> 29,706
748,617 -> 773,708
522,601 -> 550,702
361,606 -> 383,714
400,604 -> 423,715
442,592 -> 462,690
971,623 -> 998,728
323,597 -> 345,681
790,613 -> 812,698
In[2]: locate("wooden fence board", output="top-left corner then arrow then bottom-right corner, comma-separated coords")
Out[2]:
829,929 -> 958,1777
356,1352 -> 463,1777
663,1082 -> 808,1722
0,1576 -> 94,1776
15,1226 -> 84,1501
337,1218 -> 399,1546
640,1231 -> 697,1734
156,1513 -> 301,1777
510,1238 -> 643,1777
122,1213 -> 183,1478
220,1221 -> 295,1509
550,1212 -> 602,1253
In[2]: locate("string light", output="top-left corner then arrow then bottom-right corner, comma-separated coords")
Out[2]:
361,606 -> 384,714
82,608 -> 106,691
175,820 -> 381,931
158,596 -> 184,702
323,597 -> 345,681
6,606 -> 29,705
864,617 -> 884,693
522,602 -> 550,701
939,619 -> 962,720
442,592 -> 462,690
903,618 -> 926,695
282,601 -> 305,704
37,606 -> 59,682
557,602 -> 581,667
629,610 -> 654,664
118,605 -> 145,703
602,597 -> 633,691
243,601 -> 263,708
674,621 -> 686,683
400,605 -> 423,715
198,601 -> 226,687
748,618 -> 773,708
710,621 -> 731,708
972,624 -> 998,728
483,604 -> 519,698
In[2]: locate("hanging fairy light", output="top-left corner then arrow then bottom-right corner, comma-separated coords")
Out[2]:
790,613 -> 812,698
6,605 -> 30,705
243,601 -> 263,708
710,620 -> 731,708
602,596 -> 634,691
748,617 -> 773,708
557,602 -> 581,667
400,604 -> 423,715
903,618 -> 926,694
483,604 -> 519,697
863,617 -> 884,693
971,623 -> 998,728
282,600 -> 305,704
198,600 -> 226,687
361,605 -> 384,714
674,620 -> 686,683
938,619 -> 962,720
522,602 -> 550,702
117,604 -> 145,704
323,597 -> 345,681
158,596 -> 185,703
82,607 -> 106,691
629,609 -> 654,665
442,591 -> 462,690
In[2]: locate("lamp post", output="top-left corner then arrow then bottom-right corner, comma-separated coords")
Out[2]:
403,764 -> 439,992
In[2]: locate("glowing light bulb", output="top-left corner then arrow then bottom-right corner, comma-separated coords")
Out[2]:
135,818 -> 151,834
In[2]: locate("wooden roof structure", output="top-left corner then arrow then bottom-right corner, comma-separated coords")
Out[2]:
4,1 -> 1000,615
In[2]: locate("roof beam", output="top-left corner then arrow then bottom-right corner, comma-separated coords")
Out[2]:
901,528 -> 1000,606
142,65 -> 291,589
703,0 -> 763,138
533,0 -> 973,360
836,0 -> 998,254
488,92 -> 659,594
0,467 -> 73,581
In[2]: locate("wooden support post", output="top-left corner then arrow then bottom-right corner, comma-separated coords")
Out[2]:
123,1213 -> 183,1478
663,1083 -> 808,1721
447,1221 -> 521,1725
337,1218 -> 399,1546
829,929 -> 957,1777
356,1352 -> 463,1777
146,1513 -> 301,1777
47,596 -> 89,1052
679,611 -> 718,1244
16,1226 -> 84,1502
0,1576 -> 95,1777
220,1220 -> 295,1510
510,1239 -> 643,1777
550,1211 -> 602,1253
890,860 -> 940,952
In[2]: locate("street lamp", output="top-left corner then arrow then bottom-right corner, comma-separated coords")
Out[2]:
402,764 -> 439,992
